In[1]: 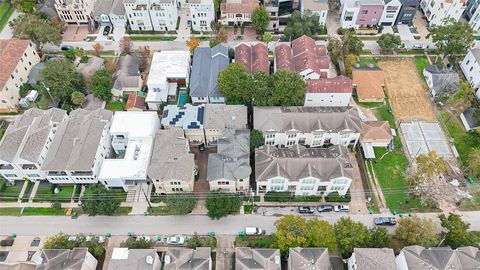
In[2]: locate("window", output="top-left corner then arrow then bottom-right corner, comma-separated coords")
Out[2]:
300,186 -> 314,191
271,178 -> 285,184
270,185 -> 284,191
386,14 -> 395,18
303,179 -> 316,184
344,11 -> 354,21
361,10 -> 368,14
334,179 -> 348,184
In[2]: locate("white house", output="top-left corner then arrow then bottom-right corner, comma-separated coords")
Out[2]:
460,47 -> 480,98
301,0 -> 329,26
0,40 -> 40,111
255,145 -> 353,196
420,0 -> 466,25
423,65 -> 460,97
379,0 -> 401,25
340,0 -> 360,28
146,51 -> 191,110
93,0 -> 127,27
55,0 -> 95,24
124,0 -> 153,31
98,111 -> 160,191
304,76 -> 353,106
41,109 -> 113,184
254,106 -> 362,148
190,0 -> 215,32
150,0 -> 178,32
219,0 -> 259,25
0,108 -> 67,184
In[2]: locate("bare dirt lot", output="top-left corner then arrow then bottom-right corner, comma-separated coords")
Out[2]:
378,59 -> 436,122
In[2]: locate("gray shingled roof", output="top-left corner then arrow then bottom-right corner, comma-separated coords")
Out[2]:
352,248 -> 396,270
235,248 -> 281,270
207,129 -> 251,182
41,109 -> 112,172
288,248 -> 332,270
462,108 -> 480,129
400,246 -> 480,270
164,248 -> 211,270
36,248 -> 93,270
28,62 -> 45,84
0,108 -> 66,164
204,104 -> 247,130
112,55 -> 141,90
93,0 -> 125,16
190,45 -> 229,99
424,65 -> 460,95
471,48 -> 480,62
107,249 -> 157,270
254,107 -> 362,133
255,144 -> 353,182
148,128 -> 195,183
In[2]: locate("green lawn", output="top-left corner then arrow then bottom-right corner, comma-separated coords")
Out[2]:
235,236 -> 276,248
82,187 -> 128,201
358,56 -> 378,67
0,128 -> 5,141
439,110 -> 480,167
0,3 -> 14,33
243,204 -> 253,214
105,101 -> 124,111
149,206 -> 176,215
33,185 -> 75,202
459,189 -> 480,211
0,180 -> 24,202
113,207 -> 132,215
22,208 -> 66,216
130,36 -> 176,41
0,208 -> 22,216
27,94 -> 51,110
414,57 -> 428,77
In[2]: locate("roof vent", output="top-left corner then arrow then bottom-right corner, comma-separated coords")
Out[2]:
146,255 -> 154,264
164,255 -> 171,264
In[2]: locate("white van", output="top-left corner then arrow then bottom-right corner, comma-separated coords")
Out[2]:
245,227 -> 264,235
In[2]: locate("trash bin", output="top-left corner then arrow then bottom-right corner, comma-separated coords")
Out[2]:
207,232 -> 215,237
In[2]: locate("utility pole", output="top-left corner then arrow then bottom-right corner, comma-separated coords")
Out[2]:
141,187 -> 152,210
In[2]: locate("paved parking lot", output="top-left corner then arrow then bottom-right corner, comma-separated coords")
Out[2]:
62,25 -> 90,41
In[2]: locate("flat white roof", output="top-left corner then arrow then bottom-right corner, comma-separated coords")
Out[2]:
109,111 -> 159,138
112,248 -> 129,260
147,51 -> 191,86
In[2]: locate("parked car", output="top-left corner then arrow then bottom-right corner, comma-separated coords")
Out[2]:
166,235 -> 186,245
334,205 -> 350,212
374,217 -> 397,226
298,206 -> 314,214
103,26 -> 111,36
412,44 -> 429,50
60,45 -> 73,51
245,227 -> 264,236
316,204 -> 334,212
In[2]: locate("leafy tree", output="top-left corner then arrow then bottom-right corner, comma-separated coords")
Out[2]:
9,0 -> 36,12
342,31 -> 364,56
328,32 -> 363,73
466,148 -> 480,178
119,37 -> 133,55
139,46 -> 151,72
93,43 -> 104,57
19,83 -> 29,98
64,48 -> 76,61
216,27 -> 228,43
43,233 -> 105,259
205,192 -> 241,219
431,19 -> 475,60
80,185 -> 121,216
186,36 -> 201,53
252,71 -> 273,106
377,33 -> 403,52
251,6 -> 270,33
165,194 -> 197,215
439,213 -> 478,248
89,69 -> 113,101
263,32 -> 273,46
283,10 -> 323,40
51,201 -> 62,210
368,227 -> 390,248
41,60 -> 84,101
450,82 -> 475,111
328,0 -> 341,9
187,232 -> 203,248
217,63 -> 253,104
250,129 -> 265,152
327,35 -> 344,66
305,219 -> 337,251
120,237 -> 154,249
415,151 -> 447,177
213,0 -> 222,12
10,13 -> 62,50
394,217 -> 439,247
344,54 -> 357,77
71,91 -> 86,106
274,215 -> 308,254
334,217 -> 371,257
270,71 -> 306,106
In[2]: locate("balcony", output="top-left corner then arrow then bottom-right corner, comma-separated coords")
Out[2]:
71,171 -> 93,176
21,164 -> 37,170
0,164 -> 14,170
48,171 -> 67,176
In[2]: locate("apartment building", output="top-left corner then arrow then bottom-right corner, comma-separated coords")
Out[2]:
207,129 -> 251,193
146,51 -> 190,109
190,45 -> 229,104
124,0 -> 153,30
460,47 -> 480,93
55,0 -> 95,24
98,111 -> 160,191
379,0 -> 401,25
124,0 -> 178,31
148,128 -> 195,194
300,0 -> 328,25
41,109 -> 112,184
204,104 -> 247,144
0,108 -> 67,184
304,76 -> 353,107
219,0 -> 259,25
340,0 -> 385,28
190,0 -> 215,32
255,144 -> 353,196
0,39 -> 40,111
254,106 -> 362,148
465,0 -> 480,31
420,0 -> 466,25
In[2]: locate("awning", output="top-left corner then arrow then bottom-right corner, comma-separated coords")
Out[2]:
362,142 -> 375,159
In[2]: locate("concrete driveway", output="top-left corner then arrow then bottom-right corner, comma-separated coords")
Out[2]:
175,7 -> 191,41
216,235 -> 235,270
0,10 -> 20,39
326,10 -> 341,35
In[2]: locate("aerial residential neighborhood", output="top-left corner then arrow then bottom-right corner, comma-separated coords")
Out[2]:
0,0 -> 480,268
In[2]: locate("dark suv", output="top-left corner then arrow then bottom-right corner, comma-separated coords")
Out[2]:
316,204 -> 334,212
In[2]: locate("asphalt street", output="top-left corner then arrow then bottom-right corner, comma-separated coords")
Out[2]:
2,212 -> 480,236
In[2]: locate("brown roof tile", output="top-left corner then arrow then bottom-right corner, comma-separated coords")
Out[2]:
352,68 -> 385,101
220,0 -> 259,14
0,39 -> 32,90
235,43 -> 269,74
361,121 -> 393,141
275,44 -> 293,71
306,76 -> 353,93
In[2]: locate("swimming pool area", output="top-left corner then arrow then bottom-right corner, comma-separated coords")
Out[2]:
178,90 -> 187,106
